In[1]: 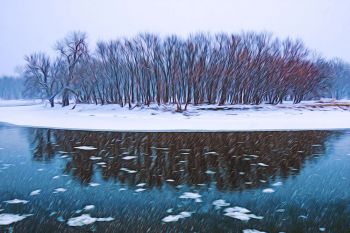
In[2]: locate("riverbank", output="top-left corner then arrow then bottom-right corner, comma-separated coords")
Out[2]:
1,100 -> 350,131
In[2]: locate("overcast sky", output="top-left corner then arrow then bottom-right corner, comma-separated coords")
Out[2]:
1,0 -> 349,76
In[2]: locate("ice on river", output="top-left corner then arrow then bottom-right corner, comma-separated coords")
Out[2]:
0,213 -> 33,225
74,146 -> 97,151
162,211 -> 193,223
3,199 -> 29,204
122,156 -> 137,160
212,199 -> 230,208
242,229 -> 267,233
179,192 -> 202,202
67,214 -> 114,227
262,188 -> 275,193
53,188 -> 67,193
30,189 -> 41,196
224,206 -> 263,221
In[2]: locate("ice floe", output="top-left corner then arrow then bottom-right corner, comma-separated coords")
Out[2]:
257,163 -> 269,167
179,192 -> 202,202
212,199 -> 230,208
136,183 -> 146,187
135,188 -> 146,192
83,205 -> 95,211
52,176 -> 60,179
224,206 -> 263,221
4,199 -> 29,204
0,213 -> 32,225
30,189 -> 41,196
120,168 -> 137,174
262,188 -> 275,193
67,214 -> 114,227
89,183 -> 100,187
122,156 -> 137,160
74,146 -> 97,151
53,188 -> 67,193
162,211 -> 193,223
271,182 -> 283,187
242,229 -> 266,233
90,156 -> 102,160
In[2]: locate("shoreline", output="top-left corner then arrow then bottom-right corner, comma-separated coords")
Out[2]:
1,100 -> 350,132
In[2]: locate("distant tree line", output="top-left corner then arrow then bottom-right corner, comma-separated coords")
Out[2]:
0,76 -> 25,99
22,31 -> 350,110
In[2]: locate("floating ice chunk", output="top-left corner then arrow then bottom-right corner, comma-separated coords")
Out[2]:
276,209 -> 285,213
52,176 -> 60,179
166,208 -> 173,213
224,212 -> 250,221
30,189 -> 41,196
60,155 -> 69,158
162,211 -> 192,223
74,146 -> 97,151
242,229 -> 266,233
89,183 -> 100,187
272,182 -> 283,187
262,188 -> 275,193
136,183 -> 146,187
83,205 -> 95,211
195,198 -> 202,203
135,188 -> 146,192
257,163 -> 269,167
4,199 -> 29,204
122,156 -> 137,160
37,168 -> 44,171
96,162 -> 106,165
319,227 -> 326,232
212,199 -> 230,208
161,215 -> 182,223
67,214 -> 114,227
57,216 -> 65,222
119,188 -> 126,191
179,192 -> 201,200
90,156 -> 102,160
224,207 -> 250,214
166,179 -> 175,182
205,170 -> 216,175
0,213 -> 32,225
204,151 -> 218,155
53,188 -> 67,193
120,168 -> 137,174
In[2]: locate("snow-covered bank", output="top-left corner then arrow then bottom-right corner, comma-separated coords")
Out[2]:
1,101 -> 350,131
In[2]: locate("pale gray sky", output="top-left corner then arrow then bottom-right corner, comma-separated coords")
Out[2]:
1,0 -> 349,76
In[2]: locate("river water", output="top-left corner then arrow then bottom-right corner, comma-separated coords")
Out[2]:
0,123 -> 349,232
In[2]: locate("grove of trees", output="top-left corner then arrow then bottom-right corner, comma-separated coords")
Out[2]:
22,31 -> 350,110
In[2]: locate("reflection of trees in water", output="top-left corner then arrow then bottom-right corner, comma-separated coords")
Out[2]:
29,129 -> 330,190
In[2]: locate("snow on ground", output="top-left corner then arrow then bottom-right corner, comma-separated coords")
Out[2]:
0,100 -> 350,131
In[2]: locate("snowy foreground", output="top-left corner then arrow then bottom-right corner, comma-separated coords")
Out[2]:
1,100 -> 350,131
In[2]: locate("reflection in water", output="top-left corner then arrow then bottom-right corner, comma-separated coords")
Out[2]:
30,129 -> 329,190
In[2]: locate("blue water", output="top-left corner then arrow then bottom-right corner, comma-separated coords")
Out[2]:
0,124 -> 349,233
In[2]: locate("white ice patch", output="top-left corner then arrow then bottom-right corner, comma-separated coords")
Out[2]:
257,163 -> 269,167
89,183 -> 100,187
271,182 -> 283,187
52,176 -> 60,179
120,168 -> 137,174
4,199 -> 29,204
0,213 -> 32,225
122,156 -> 137,160
74,146 -> 97,151
135,188 -> 146,192
224,206 -> 263,222
53,188 -> 67,193
262,188 -> 275,193
90,156 -> 102,160
162,211 -> 193,223
83,205 -> 95,211
242,229 -> 267,233
30,189 -> 41,196
212,199 -> 230,208
166,179 -> 175,182
67,214 -> 114,227
179,192 -> 201,199
136,183 -> 146,187
205,170 -> 216,175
